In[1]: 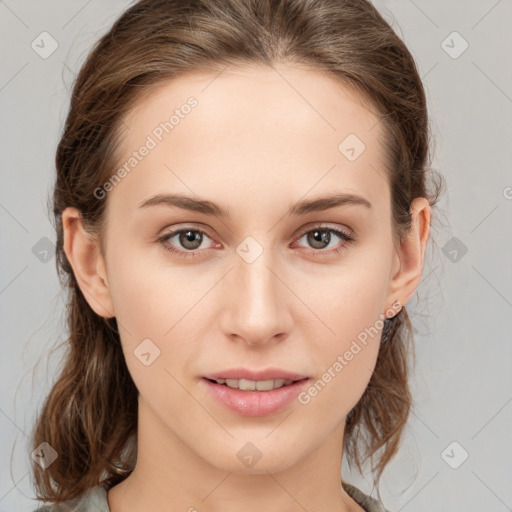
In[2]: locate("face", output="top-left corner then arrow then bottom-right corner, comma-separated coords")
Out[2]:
81,63 -> 407,474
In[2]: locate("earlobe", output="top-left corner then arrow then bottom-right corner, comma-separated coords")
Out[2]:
62,207 -> 115,318
386,197 -> 431,311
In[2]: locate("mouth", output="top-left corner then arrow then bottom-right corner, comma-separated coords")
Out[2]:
203,377 -> 309,391
201,370 -> 310,417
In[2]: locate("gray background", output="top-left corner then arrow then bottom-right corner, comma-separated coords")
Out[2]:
1,1 -> 511,511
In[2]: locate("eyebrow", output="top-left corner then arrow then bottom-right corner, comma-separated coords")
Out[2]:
137,192 -> 372,217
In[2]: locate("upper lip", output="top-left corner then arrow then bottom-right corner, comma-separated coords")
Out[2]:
203,367 -> 309,381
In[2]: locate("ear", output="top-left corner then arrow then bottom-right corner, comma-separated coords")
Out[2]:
385,197 -> 431,315
62,207 -> 115,318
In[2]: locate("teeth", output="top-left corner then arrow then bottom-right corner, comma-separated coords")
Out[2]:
216,378 -> 295,390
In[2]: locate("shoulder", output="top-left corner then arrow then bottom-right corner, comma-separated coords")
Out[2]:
342,481 -> 391,512
32,484 -> 110,512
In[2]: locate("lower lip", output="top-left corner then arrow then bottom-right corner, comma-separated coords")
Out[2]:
202,378 -> 310,417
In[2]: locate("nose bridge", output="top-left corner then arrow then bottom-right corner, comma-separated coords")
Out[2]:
223,237 -> 291,343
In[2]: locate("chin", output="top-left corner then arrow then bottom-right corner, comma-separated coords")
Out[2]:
200,442 -> 302,475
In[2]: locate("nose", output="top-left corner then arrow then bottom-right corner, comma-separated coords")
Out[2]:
219,245 -> 293,346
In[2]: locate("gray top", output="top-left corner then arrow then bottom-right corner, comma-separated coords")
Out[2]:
34,481 -> 390,512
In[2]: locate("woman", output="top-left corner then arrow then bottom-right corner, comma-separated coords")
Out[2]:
30,0 -> 442,511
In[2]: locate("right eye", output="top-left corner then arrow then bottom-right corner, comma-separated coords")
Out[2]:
157,227 -> 219,257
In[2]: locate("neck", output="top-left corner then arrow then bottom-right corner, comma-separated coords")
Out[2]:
107,398 -> 363,512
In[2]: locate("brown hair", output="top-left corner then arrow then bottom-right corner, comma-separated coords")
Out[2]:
30,0 -> 443,505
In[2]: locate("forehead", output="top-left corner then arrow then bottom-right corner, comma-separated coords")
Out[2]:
109,63 -> 388,217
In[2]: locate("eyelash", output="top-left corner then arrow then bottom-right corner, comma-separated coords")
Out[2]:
157,224 -> 355,258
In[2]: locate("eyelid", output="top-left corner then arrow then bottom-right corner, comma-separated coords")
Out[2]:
294,222 -> 354,241
158,223 -> 216,241
159,222 -> 354,241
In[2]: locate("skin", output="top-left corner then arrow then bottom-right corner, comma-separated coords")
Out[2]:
62,63 -> 430,512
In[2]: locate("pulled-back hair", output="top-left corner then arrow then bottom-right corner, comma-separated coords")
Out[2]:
30,0 -> 443,505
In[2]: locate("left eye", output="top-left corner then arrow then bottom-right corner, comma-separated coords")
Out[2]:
295,226 -> 353,251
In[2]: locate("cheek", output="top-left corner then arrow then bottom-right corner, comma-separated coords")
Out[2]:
108,262 -> 160,330
296,254 -> 390,408
304,255 -> 391,342
105,244 -> 209,372
106,230 -> 189,316
298,288 -> 383,420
